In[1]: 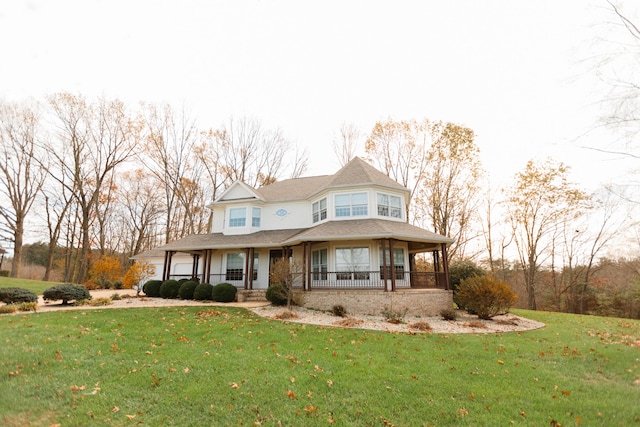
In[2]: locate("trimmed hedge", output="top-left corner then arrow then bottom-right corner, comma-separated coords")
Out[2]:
0,287 -> 38,304
265,283 -> 288,306
193,283 -> 213,301
159,280 -> 181,299
143,280 -> 163,297
178,280 -> 199,300
211,282 -> 237,303
43,284 -> 91,305
456,275 -> 517,320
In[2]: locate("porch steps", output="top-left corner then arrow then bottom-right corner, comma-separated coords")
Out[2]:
237,289 -> 267,303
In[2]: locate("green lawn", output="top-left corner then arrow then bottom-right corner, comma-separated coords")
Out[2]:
0,307 -> 637,426
0,277 -> 57,295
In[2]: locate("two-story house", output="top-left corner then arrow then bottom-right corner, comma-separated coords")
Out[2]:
135,157 -> 454,316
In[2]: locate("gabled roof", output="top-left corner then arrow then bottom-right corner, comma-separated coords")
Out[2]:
244,157 -> 409,203
214,180 -> 263,203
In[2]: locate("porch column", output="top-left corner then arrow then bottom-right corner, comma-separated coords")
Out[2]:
302,242 -> 307,291
201,250 -> 211,283
432,250 -> 440,287
243,248 -> 250,289
162,251 -> 174,281
441,243 -> 450,291
248,247 -> 255,290
191,253 -> 200,279
306,242 -> 312,291
381,239 -> 388,291
389,239 -> 396,292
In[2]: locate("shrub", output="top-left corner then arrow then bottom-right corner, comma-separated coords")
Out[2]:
332,304 -> 347,317
449,260 -> 486,308
456,275 -> 518,320
17,302 -> 38,312
142,280 -> 163,297
43,284 -> 91,305
159,280 -> 181,299
408,321 -> 432,332
178,280 -> 199,300
0,270 -> 9,277
193,283 -> 213,301
381,306 -> 408,324
440,308 -> 459,321
0,287 -> 38,304
265,283 -> 288,306
0,305 -> 17,314
211,282 -> 237,303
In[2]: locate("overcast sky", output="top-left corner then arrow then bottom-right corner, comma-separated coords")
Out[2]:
1,0 -> 638,192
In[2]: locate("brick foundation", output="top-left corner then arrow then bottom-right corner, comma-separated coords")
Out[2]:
292,289 -> 453,317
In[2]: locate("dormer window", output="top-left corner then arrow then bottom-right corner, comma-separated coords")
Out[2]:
335,193 -> 368,217
229,208 -> 246,227
377,193 -> 402,219
312,198 -> 327,223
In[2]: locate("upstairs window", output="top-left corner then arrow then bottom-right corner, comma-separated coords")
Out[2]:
335,193 -> 368,217
377,193 -> 402,219
228,208 -> 246,227
312,198 -> 327,223
252,207 -> 261,227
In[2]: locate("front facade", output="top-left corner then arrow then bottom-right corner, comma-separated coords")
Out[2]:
136,157 -> 454,315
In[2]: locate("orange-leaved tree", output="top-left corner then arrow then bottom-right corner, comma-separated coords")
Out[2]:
123,261 -> 156,295
88,255 -> 123,289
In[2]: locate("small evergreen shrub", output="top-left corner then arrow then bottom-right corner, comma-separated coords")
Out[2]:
440,308 -> 459,321
449,260 -> 486,309
43,284 -> 91,305
159,280 -> 181,299
332,304 -> 347,317
456,275 -> 518,320
211,282 -> 237,303
178,280 -> 199,300
265,283 -> 288,306
0,287 -> 38,304
193,283 -> 213,301
142,280 -> 163,297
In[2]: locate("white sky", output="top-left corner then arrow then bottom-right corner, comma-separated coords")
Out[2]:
0,0 -> 638,193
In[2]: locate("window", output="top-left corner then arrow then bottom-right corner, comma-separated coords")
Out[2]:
312,249 -> 327,280
335,247 -> 370,280
252,207 -> 261,227
377,193 -> 402,219
312,198 -> 327,223
226,253 -> 245,280
335,193 -> 368,217
379,247 -> 405,280
229,208 -> 246,227
252,253 -> 259,281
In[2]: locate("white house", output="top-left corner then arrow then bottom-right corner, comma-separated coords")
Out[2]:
134,157 -> 454,316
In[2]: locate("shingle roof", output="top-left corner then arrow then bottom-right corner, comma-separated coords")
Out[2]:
153,219 -> 453,253
253,157 -> 408,202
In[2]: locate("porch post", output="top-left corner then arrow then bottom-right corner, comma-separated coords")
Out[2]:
307,242 -> 312,291
381,239 -> 388,291
302,242 -> 307,291
441,243 -> 450,291
243,248 -> 250,289
191,253 -> 200,279
432,250 -> 440,287
248,247 -> 255,290
202,250 -> 211,283
163,251 -> 175,281
389,239 -> 396,292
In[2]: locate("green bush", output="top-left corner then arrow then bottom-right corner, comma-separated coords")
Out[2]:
449,259 -> 486,308
0,287 -> 38,304
193,283 -> 213,301
265,283 -> 288,306
211,282 -> 237,303
159,280 -> 181,299
43,284 -> 91,305
142,280 -> 163,297
178,280 -> 199,300
456,275 -> 517,320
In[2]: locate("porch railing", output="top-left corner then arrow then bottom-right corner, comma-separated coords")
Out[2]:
169,271 -> 448,290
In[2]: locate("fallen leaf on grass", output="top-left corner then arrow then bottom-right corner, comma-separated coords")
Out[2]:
287,390 -> 296,399
70,385 -> 86,392
230,382 -> 240,389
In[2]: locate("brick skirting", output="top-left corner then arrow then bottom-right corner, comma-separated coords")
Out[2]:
292,289 -> 453,317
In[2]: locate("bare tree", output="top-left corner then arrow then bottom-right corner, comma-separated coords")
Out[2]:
332,121 -> 361,167
47,93 -> 140,283
0,101 -> 47,277
505,159 -> 591,310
